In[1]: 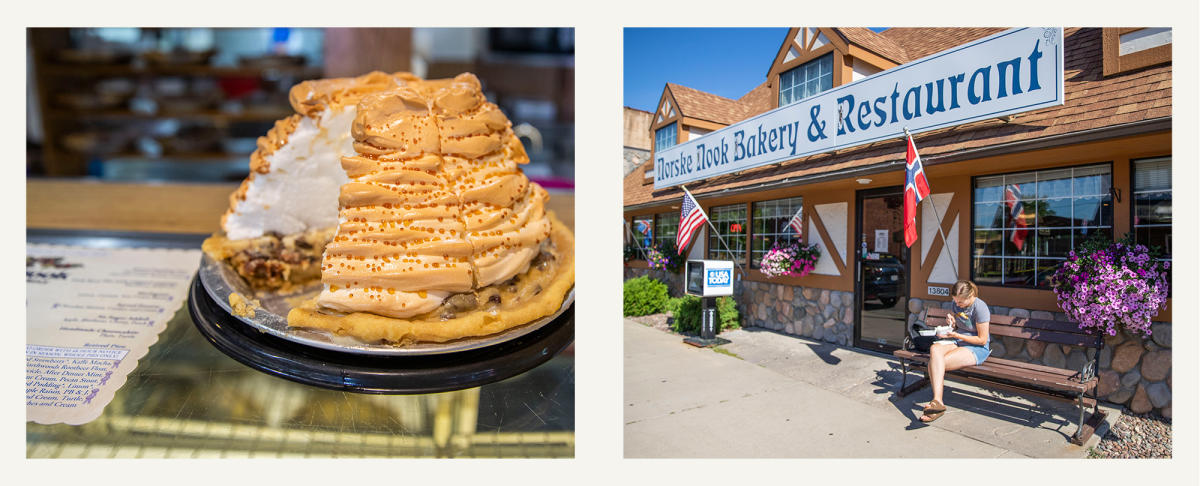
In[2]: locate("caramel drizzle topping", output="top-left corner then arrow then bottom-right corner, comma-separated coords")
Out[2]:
321,73 -> 547,303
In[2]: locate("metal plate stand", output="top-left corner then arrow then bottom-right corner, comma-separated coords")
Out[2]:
187,275 -> 574,394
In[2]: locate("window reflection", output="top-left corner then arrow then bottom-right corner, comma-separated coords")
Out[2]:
971,163 -> 1113,288
750,196 -> 804,268
707,204 -> 747,263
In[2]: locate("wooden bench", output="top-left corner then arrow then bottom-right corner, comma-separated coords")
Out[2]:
895,307 -> 1106,444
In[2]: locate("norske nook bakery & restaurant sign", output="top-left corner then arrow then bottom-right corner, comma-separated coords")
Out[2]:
654,27 -> 1065,189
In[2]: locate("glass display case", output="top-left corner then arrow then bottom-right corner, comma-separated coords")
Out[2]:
25,186 -> 575,458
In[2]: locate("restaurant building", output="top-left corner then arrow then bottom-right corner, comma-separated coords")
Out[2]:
623,28 -> 1172,416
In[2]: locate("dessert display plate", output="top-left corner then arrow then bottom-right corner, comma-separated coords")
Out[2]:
196,253 -> 573,356
187,273 -> 574,394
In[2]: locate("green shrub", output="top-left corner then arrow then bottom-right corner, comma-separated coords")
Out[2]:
717,296 -> 741,330
671,295 -> 740,334
623,276 -> 670,316
664,297 -> 685,316
672,295 -> 702,334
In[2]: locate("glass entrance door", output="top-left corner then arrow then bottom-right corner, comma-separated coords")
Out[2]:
854,188 -> 910,352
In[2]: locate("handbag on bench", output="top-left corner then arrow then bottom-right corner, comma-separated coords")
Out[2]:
904,323 -> 938,353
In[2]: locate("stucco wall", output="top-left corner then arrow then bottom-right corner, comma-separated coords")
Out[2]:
623,107 -> 653,150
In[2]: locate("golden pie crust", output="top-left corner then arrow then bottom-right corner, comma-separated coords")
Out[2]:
228,292 -> 261,318
286,213 -> 574,345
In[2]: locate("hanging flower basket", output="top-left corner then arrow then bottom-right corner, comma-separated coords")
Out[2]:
759,240 -> 821,279
646,242 -> 684,273
1049,235 -> 1169,337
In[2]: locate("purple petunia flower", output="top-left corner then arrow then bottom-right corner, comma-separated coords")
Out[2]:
1051,239 -> 1167,337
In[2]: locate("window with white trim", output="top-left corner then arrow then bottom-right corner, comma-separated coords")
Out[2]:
972,164 -> 1113,288
655,122 -> 677,150
750,196 -> 804,268
1132,156 -> 1171,261
631,216 -> 653,259
1102,27 -> 1172,76
778,54 -> 832,107
707,204 -> 747,263
654,211 -> 680,249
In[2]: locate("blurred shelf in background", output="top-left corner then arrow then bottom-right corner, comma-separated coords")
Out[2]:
38,63 -> 324,78
28,27 -> 573,187
44,109 -> 295,121
29,27 -> 329,178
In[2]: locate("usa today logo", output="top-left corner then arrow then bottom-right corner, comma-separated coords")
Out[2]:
707,269 -> 732,287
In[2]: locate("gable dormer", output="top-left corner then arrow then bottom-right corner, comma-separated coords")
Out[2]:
767,28 -> 903,109
651,85 -> 681,154
644,85 -> 683,184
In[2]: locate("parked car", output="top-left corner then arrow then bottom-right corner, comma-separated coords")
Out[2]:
862,253 -> 904,307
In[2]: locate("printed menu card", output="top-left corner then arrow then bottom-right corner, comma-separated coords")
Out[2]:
27,244 -> 200,425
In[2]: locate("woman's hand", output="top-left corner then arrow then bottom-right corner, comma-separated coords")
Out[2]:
954,322 -> 990,346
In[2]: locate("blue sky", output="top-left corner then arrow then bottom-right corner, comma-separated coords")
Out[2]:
624,28 -> 885,112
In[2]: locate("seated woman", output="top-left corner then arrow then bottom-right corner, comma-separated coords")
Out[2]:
921,280 -> 991,423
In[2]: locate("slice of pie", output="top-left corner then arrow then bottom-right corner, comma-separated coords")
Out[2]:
202,71 -> 418,291
285,73 -> 574,344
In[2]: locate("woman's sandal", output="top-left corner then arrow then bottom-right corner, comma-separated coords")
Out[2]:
920,400 -> 946,423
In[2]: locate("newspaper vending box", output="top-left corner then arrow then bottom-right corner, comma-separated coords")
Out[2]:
684,260 -> 734,340
685,260 -> 734,297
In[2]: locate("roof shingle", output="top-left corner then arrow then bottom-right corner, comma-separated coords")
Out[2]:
737,80 -> 774,118
877,27 -> 1006,61
834,27 -> 909,64
667,82 -> 749,126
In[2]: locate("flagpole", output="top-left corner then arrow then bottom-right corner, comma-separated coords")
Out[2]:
904,127 -> 959,281
681,184 -> 748,279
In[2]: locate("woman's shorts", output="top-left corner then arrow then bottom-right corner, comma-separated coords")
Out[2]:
958,342 -> 991,365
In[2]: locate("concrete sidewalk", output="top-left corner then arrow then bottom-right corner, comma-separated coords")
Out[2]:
624,319 -> 1118,458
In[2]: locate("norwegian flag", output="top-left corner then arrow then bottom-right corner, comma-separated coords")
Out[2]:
1005,183 -> 1030,251
903,134 -> 932,248
788,206 -> 804,236
676,190 -> 708,255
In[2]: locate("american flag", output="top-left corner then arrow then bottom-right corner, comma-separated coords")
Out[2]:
903,133 -> 932,248
676,190 -> 708,255
1005,183 -> 1030,251
787,206 -> 804,236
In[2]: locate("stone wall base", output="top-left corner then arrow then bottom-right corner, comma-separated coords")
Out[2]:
624,267 -> 684,297
740,280 -> 855,347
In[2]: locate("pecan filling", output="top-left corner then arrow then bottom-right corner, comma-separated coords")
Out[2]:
421,241 -> 561,322
204,228 -> 335,292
